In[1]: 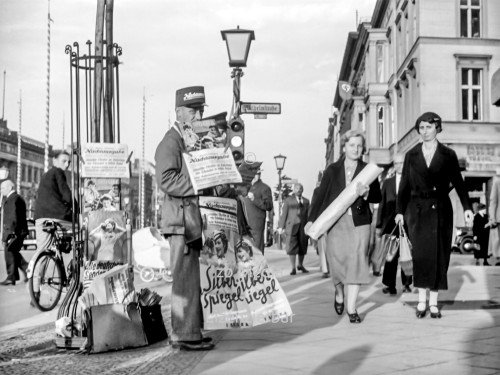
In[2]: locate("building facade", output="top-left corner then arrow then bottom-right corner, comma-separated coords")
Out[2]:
331,0 -> 500,205
0,119 -> 52,217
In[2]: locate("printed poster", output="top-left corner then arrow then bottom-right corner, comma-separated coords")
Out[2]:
199,196 -> 293,329
82,143 -> 130,178
183,147 -> 242,192
83,210 -> 128,289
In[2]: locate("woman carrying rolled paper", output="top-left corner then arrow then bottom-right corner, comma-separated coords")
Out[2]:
306,130 -> 381,324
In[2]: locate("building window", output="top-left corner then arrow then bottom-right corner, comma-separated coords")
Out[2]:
460,0 -> 481,38
377,105 -> 385,147
376,43 -> 385,82
461,68 -> 482,120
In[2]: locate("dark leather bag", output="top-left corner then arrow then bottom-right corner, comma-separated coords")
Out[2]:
183,197 -> 203,244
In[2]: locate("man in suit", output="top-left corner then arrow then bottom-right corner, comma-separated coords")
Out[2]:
242,171 -> 273,254
278,183 -> 310,275
34,150 -> 73,252
376,153 -> 412,295
1,180 -> 29,286
154,85 -> 214,351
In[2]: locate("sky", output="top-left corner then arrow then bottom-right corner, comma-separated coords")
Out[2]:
0,0 -> 376,198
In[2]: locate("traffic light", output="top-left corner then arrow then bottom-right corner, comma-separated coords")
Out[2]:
227,117 -> 245,165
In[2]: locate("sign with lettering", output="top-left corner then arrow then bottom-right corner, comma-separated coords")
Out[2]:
198,196 -> 293,329
240,102 -> 281,115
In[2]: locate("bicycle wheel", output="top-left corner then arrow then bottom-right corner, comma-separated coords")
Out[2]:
162,269 -> 173,283
29,251 -> 64,312
140,267 -> 155,283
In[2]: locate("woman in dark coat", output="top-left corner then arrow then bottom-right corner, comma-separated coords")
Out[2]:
395,112 -> 472,319
307,130 -> 381,323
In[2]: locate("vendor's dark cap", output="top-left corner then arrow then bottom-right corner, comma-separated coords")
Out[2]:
175,86 -> 207,108
414,111 -> 442,132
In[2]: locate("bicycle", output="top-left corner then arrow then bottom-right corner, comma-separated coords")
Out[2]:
27,221 -> 75,312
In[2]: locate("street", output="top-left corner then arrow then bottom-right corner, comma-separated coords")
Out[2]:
1,248 -> 499,374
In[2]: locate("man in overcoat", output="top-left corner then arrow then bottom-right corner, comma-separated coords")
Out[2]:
376,153 -> 412,294
1,180 -> 29,286
154,86 -> 214,351
278,183 -> 310,275
242,171 -> 273,254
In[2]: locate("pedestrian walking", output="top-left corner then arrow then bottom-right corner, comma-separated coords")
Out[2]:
277,183 -> 310,275
154,85 -> 214,351
241,171 -> 273,254
395,112 -> 472,319
307,130 -> 381,323
488,170 -> 500,265
1,180 -> 29,286
376,153 -> 412,295
473,203 -> 490,266
34,150 -> 74,252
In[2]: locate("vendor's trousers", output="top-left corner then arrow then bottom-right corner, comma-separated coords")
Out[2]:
168,235 -> 203,342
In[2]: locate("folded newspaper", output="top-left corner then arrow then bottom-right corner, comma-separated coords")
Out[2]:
88,264 -> 136,305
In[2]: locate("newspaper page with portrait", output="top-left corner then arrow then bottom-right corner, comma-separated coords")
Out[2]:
199,196 -> 292,329
183,148 -> 242,192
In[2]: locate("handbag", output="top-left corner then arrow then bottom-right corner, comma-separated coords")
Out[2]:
384,226 -> 400,262
398,223 -> 413,276
370,225 -> 397,273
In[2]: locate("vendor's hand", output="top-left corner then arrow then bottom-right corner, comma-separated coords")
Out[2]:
304,221 -> 313,234
375,228 -> 382,238
277,228 -> 284,235
464,210 -> 473,226
247,192 -> 255,201
395,214 -> 404,226
356,182 -> 369,198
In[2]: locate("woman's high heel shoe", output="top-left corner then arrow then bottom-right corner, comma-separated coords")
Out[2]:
416,305 -> 427,319
347,311 -> 362,323
429,305 -> 442,319
334,289 -> 344,315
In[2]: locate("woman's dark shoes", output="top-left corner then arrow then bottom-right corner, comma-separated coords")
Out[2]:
297,265 -> 309,273
347,311 -> 362,323
334,299 -> 344,315
429,305 -> 442,319
416,305 -> 427,319
290,269 -> 297,275
0,279 -> 15,286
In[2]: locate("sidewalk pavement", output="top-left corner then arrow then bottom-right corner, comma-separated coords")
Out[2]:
1,248 -> 499,375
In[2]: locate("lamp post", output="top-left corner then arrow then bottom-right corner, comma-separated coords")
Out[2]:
221,26 -> 255,118
274,154 -> 287,249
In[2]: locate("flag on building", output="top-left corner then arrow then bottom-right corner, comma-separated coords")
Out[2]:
338,81 -> 353,101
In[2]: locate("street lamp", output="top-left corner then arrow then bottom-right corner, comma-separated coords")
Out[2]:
221,26 -> 255,117
274,154 -> 287,249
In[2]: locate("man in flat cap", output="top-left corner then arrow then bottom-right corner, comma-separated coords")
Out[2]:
154,86 -> 214,351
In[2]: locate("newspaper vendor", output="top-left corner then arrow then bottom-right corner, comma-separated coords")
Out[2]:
154,85 -> 214,351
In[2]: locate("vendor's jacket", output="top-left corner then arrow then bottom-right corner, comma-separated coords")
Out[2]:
155,123 -> 202,245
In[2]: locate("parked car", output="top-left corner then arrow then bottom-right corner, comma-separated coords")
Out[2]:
452,226 -> 475,254
23,219 -> 37,250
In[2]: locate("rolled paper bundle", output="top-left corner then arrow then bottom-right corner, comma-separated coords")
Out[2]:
306,163 -> 384,240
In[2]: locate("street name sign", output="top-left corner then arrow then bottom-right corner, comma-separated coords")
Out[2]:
241,102 -> 281,115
